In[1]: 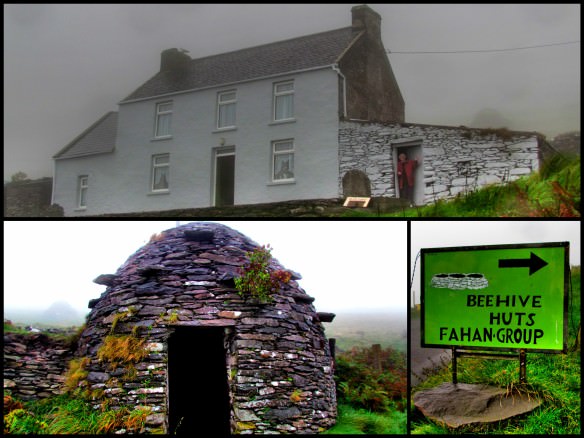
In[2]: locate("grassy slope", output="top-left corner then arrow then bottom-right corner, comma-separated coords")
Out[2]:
411,267 -> 581,434
344,154 -> 580,218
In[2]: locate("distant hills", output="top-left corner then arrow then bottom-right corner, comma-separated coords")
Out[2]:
324,310 -> 407,352
551,131 -> 580,156
4,301 -> 85,327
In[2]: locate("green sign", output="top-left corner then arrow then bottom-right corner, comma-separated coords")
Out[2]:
421,242 -> 569,353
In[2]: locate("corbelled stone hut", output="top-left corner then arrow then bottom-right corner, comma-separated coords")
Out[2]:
76,222 -> 337,434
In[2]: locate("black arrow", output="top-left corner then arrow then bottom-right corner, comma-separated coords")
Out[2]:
498,252 -> 548,275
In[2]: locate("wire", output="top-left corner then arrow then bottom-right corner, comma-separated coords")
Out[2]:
387,40 -> 579,54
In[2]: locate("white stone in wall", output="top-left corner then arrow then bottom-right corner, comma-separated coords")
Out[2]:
510,152 -> 538,160
510,167 -> 532,175
485,162 -> 510,168
508,140 -> 536,151
424,147 -> 445,156
450,186 -> 469,196
477,174 -> 502,186
452,177 -> 476,187
467,142 -> 497,149
426,184 -> 448,195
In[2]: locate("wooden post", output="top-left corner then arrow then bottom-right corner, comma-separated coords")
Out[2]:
372,344 -> 382,373
329,338 -> 336,362
452,347 -> 458,384
519,349 -> 527,383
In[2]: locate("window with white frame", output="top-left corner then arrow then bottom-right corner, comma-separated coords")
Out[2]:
217,90 -> 236,129
273,81 -> 294,121
155,101 -> 173,137
272,140 -> 294,182
78,175 -> 88,208
151,154 -> 170,191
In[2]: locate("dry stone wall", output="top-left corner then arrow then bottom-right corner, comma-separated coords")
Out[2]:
76,222 -> 336,434
339,120 -> 541,204
3,333 -> 74,400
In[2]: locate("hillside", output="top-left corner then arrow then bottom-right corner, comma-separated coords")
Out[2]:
324,311 -> 407,352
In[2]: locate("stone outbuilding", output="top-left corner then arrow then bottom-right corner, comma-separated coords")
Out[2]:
76,222 -> 337,434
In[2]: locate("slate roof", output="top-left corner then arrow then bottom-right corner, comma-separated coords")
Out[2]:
120,27 -> 362,103
53,111 -> 118,159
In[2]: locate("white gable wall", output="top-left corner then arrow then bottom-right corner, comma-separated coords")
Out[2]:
54,68 -> 340,216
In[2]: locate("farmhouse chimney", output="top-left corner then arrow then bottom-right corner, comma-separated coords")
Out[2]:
160,48 -> 191,74
351,4 -> 382,42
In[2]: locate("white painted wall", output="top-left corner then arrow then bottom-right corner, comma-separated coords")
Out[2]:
54,68 -> 340,216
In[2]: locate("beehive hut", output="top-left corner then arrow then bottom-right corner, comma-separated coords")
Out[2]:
76,222 -> 337,434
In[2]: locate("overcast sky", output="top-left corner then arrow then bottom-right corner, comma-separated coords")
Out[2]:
410,221 -> 581,307
3,221 -> 407,317
4,3 -> 580,180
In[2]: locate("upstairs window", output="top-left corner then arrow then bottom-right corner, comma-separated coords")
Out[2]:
151,154 -> 170,191
155,101 -> 173,137
273,81 -> 294,121
272,140 -> 295,182
217,91 -> 237,129
77,175 -> 88,208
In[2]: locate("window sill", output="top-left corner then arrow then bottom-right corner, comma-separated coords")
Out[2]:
74,207 -> 87,212
151,135 -> 173,142
148,190 -> 170,196
212,127 -> 237,134
267,179 -> 296,186
269,118 -> 296,126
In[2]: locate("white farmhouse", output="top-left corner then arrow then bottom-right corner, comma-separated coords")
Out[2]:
52,5 -> 545,216
53,5 -> 405,216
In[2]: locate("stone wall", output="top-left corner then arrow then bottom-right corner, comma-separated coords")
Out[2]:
339,121 -> 541,204
3,333 -> 74,400
4,178 -> 63,217
76,223 -> 337,434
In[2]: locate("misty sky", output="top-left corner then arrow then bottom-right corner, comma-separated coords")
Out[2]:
3,221 -> 407,317
4,3 -> 580,180
410,221 -> 581,307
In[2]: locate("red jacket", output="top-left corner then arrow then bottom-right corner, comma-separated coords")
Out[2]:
397,159 -> 417,188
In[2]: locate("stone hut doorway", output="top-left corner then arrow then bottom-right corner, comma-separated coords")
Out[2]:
167,326 -> 231,435
393,142 -> 424,205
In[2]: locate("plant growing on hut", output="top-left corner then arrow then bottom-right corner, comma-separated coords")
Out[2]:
234,244 -> 291,303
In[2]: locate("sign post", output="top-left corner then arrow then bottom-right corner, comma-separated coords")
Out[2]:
421,242 -> 569,382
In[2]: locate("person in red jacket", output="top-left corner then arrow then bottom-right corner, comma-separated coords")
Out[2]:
397,152 -> 418,206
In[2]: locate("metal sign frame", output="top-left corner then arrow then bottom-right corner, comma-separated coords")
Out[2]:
421,242 -> 569,354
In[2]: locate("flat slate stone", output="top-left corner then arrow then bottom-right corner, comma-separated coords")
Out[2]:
413,382 -> 542,428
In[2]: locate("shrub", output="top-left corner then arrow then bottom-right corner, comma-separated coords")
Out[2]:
64,357 -> 90,392
234,244 -> 291,303
334,345 -> 406,413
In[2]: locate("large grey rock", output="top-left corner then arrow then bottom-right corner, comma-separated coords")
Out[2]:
413,383 -> 541,428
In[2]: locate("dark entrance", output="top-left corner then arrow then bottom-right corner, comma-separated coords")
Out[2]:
215,152 -> 235,206
168,327 -> 231,435
395,145 -> 423,205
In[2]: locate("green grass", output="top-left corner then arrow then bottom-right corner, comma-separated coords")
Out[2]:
344,154 -> 580,218
3,393 -> 151,434
324,403 -> 406,434
411,267 -> 581,434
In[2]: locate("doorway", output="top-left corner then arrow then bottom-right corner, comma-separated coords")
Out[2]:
167,327 -> 231,435
214,148 -> 235,207
394,144 -> 424,206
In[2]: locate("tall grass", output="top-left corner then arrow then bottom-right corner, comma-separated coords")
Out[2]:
344,154 -> 580,218
327,344 -> 407,434
324,403 -> 406,434
3,393 -> 150,434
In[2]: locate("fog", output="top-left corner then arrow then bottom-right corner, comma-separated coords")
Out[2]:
3,221 -> 407,319
4,4 -> 580,179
